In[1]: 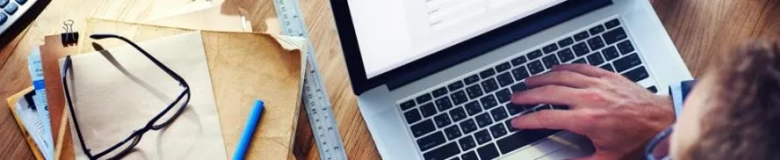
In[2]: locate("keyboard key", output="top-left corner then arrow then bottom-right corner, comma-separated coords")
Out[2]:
480,95 -> 498,110
490,123 -> 509,138
497,130 -> 559,154
459,136 -> 478,151
617,40 -> 635,55
423,142 -> 460,160
589,24 -> 606,35
495,62 -> 512,72
602,46 -> 620,61
557,48 -> 576,63
400,100 -> 416,111
647,86 -> 658,93
532,106 -> 544,112
495,89 -> 512,103
496,72 -> 514,87
587,52 -> 605,66
490,107 -> 509,122
435,96 -> 454,111
451,90 -> 469,105
466,85 -> 484,99
481,78 -> 499,93
0,13 -> 5,25
405,109 -> 423,124
460,119 -> 478,134
527,50 -> 544,60
417,93 -> 433,104
5,2 -> 18,14
572,42 -> 590,57
587,36 -> 606,50
448,81 -> 465,91
511,66 -> 530,81
524,104 -> 541,111
603,27 -> 628,44
465,101 -> 482,116
572,58 -> 587,64
506,104 -> 523,115
574,31 -> 590,41
475,113 -> 493,128
432,87 -> 448,98
461,151 -> 478,160
15,0 -> 25,5
449,107 -> 468,122
545,104 -> 556,110
417,131 -> 447,152
558,37 -> 575,47
474,130 -> 492,144
542,44 -> 559,54
464,75 -> 480,85
552,105 -> 570,110
444,125 -> 463,140
434,114 -> 453,128
421,103 -> 438,117
605,19 -> 621,29
411,119 -> 436,137
623,66 -> 649,82
614,53 -> 642,72
480,68 -> 496,79
542,54 -> 560,69
510,82 -> 527,93
506,119 -> 517,132
511,55 -> 528,66
527,60 -> 545,75
600,63 -> 615,72
477,143 -> 500,160
452,157 -> 461,160
0,0 -> 8,7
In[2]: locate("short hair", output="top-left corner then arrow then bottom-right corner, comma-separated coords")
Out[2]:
687,40 -> 780,159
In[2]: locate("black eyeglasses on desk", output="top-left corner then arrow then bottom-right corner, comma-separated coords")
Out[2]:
62,34 -> 191,160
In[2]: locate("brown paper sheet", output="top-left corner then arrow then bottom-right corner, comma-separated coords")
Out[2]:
40,35 -> 77,160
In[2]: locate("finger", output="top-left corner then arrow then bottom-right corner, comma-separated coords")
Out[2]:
511,85 -> 585,107
511,110 -> 586,133
551,64 -> 614,78
525,71 -> 601,88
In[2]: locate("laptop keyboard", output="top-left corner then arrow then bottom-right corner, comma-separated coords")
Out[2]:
398,18 -> 659,160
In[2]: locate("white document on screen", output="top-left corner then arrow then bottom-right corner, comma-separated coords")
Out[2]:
347,0 -> 565,78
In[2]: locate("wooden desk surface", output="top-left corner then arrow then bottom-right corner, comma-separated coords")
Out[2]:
1,0 -> 779,159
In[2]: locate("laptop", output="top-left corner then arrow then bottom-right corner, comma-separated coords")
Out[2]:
330,0 -> 692,159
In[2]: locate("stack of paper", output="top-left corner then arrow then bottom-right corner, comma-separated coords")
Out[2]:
5,47 -> 57,160
6,2 -> 308,159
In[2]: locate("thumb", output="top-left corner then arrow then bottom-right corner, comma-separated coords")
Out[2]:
511,110 -> 586,134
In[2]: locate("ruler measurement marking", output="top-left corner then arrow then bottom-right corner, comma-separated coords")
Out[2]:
273,0 -> 348,159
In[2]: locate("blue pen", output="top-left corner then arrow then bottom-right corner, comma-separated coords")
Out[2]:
233,100 -> 264,160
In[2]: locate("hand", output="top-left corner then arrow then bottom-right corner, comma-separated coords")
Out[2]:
510,64 -> 674,160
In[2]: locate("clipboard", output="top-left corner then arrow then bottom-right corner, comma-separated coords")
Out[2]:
40,19 -> 306,160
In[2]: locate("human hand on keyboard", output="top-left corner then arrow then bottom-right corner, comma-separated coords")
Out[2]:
509,64 -> 674,160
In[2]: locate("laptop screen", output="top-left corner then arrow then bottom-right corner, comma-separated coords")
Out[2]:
349,0 -> 567,78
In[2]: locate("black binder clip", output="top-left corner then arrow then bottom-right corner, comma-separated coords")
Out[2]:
61,20 -> 79,46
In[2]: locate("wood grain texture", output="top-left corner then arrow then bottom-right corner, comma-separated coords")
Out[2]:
2,0 -> 779,159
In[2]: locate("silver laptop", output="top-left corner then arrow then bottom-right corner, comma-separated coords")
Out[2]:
330,0 -> 692,159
